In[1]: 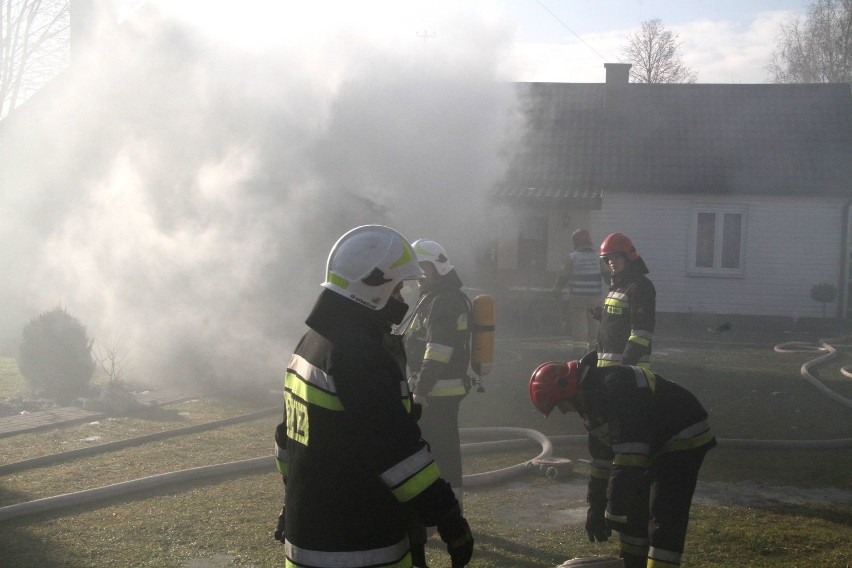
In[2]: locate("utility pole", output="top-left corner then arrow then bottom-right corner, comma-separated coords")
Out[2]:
416,30 -> 436,74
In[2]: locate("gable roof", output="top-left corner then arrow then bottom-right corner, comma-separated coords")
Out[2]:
496,80 -> 852,202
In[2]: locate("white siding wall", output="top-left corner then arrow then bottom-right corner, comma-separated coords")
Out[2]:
588,193 -> 847,318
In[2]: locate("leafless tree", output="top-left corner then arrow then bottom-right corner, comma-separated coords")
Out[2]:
94,334 -> 132,384
768,0 -> 852,83
0,0 -> 70,119
622,18 -> 697,84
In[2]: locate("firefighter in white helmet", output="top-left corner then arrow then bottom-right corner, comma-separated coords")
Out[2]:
273,225 -> 474,568
529,350 -> 716,568
402,239 -> 472,506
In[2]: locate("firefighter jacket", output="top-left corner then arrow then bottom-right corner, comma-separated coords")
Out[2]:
554,246 -> 604,296
404,269 -> 472,398
580,360 -> 717,527
275,289 -> 459,568
597,257 -> 655,368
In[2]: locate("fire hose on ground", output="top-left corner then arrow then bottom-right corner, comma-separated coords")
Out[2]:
1,337 -> 851,523
3,427 -> 852,523
773,336 -> 852,409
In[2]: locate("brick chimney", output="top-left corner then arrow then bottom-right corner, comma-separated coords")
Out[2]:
604,63 -> 631,111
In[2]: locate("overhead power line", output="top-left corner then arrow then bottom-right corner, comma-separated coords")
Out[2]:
535,0 -> 609,61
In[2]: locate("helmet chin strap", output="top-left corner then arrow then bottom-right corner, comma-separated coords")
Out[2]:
381,296 -> 409,325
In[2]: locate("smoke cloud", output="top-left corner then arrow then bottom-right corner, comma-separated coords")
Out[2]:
0,2 -> 519,386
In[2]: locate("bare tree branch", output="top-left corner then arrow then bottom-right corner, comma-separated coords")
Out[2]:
0,0 -> 69,119
768,0 -> 852,83
621,18 -> 697,84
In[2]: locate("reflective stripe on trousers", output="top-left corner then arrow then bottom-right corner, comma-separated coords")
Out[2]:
285,536 -> 410,568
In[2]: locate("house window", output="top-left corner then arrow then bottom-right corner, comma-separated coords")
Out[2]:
518,216 -> 547,271
689,206 -> 745,276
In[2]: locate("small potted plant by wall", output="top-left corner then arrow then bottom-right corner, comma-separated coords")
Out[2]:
810,282 -> 838,319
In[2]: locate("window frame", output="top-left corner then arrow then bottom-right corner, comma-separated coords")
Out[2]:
687,204 -> 747,277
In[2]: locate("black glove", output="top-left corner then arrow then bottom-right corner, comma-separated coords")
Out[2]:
412,401 -> 423,422
436,506 -> 474,568
411,543 -> 428,568
590,306 -> 603,321
273,505 -> 286,543
409,521 -> 429,568
585,507 -> 610,542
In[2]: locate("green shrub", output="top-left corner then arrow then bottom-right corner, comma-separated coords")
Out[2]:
17,306 -> 95,402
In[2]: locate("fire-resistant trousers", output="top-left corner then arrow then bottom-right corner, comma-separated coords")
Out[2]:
619,446 -> 709,567
417,395 -> 465,490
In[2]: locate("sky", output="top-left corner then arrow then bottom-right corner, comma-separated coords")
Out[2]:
133,0 -> 808,84
0,0 -> 811,387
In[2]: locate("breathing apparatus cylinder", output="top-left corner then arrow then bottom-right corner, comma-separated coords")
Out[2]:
471,294 -> 495,378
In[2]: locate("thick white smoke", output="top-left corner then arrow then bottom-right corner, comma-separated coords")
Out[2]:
0,2 -> 520,386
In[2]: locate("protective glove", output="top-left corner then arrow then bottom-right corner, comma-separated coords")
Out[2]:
412,401 -> 424,422
436,505 -> 474,567
409,521 -> 428,567
590,306 -> 603,321
585,507 -> 610,542
273,505 -> 286,543
410,544 -> 428,568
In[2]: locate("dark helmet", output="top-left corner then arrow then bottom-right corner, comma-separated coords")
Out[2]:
572,229 -> 592,248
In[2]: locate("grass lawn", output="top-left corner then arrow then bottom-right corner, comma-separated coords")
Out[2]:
1,328 -> 851,567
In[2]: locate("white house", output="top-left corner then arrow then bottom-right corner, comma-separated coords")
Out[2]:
488,64 -> 852,325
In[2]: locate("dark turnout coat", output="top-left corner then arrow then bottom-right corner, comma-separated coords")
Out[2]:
275,290 -> 458,568
597,257 -> 656,368
580,358 -> 716,528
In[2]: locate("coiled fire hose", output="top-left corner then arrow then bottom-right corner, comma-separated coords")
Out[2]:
773,336 -> 852,409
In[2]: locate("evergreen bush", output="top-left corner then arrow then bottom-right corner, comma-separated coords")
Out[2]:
18,306 -> 95,402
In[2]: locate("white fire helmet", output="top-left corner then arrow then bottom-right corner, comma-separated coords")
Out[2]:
323,225 -> 424,310
412,239 -> 454,276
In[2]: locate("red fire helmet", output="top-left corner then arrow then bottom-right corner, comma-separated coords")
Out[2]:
529,360 -> 580,417
600,232 -> 638,261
